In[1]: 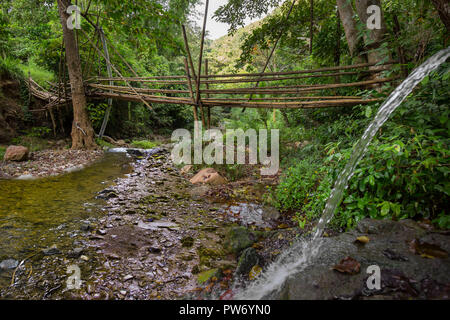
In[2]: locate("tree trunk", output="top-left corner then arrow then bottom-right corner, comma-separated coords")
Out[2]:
354,0 -> 389,66
336,0 -> 365,63
57,0 -> 97,149
431,0 -> 450,43
310,0 -> 314,55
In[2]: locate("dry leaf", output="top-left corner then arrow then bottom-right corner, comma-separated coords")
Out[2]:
355,236 -> 370,244
332,256 -> 361,275
409,239 -> 448,259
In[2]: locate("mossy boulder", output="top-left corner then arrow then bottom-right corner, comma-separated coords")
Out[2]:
236,247 -> 260,276
224,226 -> 258,255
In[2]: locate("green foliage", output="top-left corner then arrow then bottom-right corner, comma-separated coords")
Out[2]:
0,56 -> 24,80
130,140 -> 159,149
10,135 -> 49,152
269,66 -> 450,230
274,159 -> 326,213
0,146 -> 6,160
95,138 -> 114,149
26,126 -> 51,138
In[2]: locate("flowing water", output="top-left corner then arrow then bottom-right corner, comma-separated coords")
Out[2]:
0,152 -> 131,262
236,47 -> 450,300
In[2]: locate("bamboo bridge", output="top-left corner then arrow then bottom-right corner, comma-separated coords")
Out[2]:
26,0 -> 398,133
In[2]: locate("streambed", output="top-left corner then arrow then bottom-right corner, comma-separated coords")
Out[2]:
0,147 -> 282,299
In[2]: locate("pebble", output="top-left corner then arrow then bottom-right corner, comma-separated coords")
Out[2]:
0,259 -> 19,270
80,255 -> 89,261
123,274 -> 134,281
42,245 -> 61,256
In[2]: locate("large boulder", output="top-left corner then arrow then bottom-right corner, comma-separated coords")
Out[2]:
4,145 -> 29,161
265,219 -> 450,300
190,168 -> 227,185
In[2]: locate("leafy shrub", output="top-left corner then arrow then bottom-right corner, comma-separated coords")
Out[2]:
272,66 -> 450,230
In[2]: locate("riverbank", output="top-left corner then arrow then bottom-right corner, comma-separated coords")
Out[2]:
1,146 -> 448,300
0,148 -> 104,179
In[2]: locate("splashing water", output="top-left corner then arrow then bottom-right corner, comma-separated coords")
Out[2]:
236,47 -> 450,300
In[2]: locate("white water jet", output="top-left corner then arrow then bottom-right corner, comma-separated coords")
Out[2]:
236,47 -> 450,300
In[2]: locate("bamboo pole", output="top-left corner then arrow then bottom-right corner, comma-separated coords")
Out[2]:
201,77 -> 396,94
205,59 -> 211,129
184,57 -> 198,122
199,61 -> 395,78
98,27 -> 113,139
196,0 -> 209,127
87,83 -> 189,95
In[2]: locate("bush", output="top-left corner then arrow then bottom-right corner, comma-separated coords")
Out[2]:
272,66 -> 450,230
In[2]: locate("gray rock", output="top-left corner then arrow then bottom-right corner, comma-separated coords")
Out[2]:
236,247 -> 260,276
0,259 -> 19,270
67,248 -> 84,259
80,223 -> 91,232
262,206 -> 280,221
42,245 -> 61,256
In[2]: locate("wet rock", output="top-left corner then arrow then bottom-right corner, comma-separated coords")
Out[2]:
224,226 -> 257,254
123,274 -> 134,281
0,259 -> 19,270
137,220 -> 178,231
96,189 -> 118,200
190,168 -> 227,185
67,248 -> 84,259
4,145 -> 29,162
80,223 -> 91,232
126,149 -> 144,157
268,219 -> 450,300
97,229 -> 107,236
148,247 -> 162,254
236,248 -> 260,276
42,245 -> 61,256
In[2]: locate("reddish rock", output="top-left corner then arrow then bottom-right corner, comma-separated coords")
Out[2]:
190,168 -> 227,185
181,165 -> 193,174
4,145 -> 29,161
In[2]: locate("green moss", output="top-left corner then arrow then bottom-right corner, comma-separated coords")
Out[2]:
197,268 -> 220,284
95,138 -> 114,149
130,140 -> 159,149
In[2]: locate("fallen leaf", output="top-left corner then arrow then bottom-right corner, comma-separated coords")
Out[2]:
355,236 -> 370,244
332,256 -> 361,275
249,265 -> 262,280
409,239 -> 448,259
